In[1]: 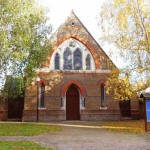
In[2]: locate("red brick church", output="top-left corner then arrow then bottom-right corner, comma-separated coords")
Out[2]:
0,12 -> 139,121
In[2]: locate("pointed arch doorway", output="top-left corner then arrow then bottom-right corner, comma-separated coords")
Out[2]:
66,84 -> 80,120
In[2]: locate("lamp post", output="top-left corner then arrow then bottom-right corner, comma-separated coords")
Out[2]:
36,77 -> 40,122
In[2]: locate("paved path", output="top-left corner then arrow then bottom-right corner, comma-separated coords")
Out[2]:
0,121 -> 150,150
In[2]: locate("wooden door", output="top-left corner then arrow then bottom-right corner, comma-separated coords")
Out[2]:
8,97 -> 24,119
119,100 -> 131,117
66,85 -> 80,120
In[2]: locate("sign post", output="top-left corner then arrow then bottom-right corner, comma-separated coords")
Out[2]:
145,100 -> 150,132
140,91 -> 150,133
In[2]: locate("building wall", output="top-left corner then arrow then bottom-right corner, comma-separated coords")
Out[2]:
131,98 -> 140,120
44,12 -> 115,70
23,12 -> 139,121
23,72 -> 121,121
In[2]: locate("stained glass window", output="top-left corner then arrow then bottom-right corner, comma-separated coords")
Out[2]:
51,38 -> 95,71
86,54 -> 91,70
63,47 -> 72,70
54,53 -> 60,70
74,48 -> 82,70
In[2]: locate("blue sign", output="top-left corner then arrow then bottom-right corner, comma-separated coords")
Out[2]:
146,100 -> 150,122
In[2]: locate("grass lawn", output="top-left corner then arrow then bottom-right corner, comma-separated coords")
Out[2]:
0,141 -> 51,150
0,123 -> 62,136
102,120 -> 150,134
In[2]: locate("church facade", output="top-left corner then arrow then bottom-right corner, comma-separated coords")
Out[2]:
0,12 -> 139,121
23,12 -> 122,121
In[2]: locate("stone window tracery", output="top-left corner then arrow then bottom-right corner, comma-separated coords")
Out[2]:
63,47 -> 72,70
51,38 -> 95,71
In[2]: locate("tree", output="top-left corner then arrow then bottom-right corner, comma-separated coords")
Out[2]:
106,69 -> 135,100
1,76 -> 24,100
99,0 -> 150,84
0,0 -> 52,98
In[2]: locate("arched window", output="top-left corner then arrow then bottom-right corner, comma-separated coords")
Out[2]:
54,53 -> 60,70
39,83 -> 45,108
101,83 -> 106,107
74,48 -> 82,70
86,54 -> 91,70
50,38 -> 95,71
63,47 -> 72,70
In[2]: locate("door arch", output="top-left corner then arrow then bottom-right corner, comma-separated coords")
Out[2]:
66,84 -> 80,120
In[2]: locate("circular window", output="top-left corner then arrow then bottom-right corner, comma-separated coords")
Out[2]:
71,22 -> 75,26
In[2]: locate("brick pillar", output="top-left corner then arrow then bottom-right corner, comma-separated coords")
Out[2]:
131,98 -> 140,120
0,99 -> 8,121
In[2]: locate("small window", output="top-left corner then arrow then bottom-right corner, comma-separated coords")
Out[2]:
86,54 -> 91,70
82,97 -> 85,108
55,53 -> 60,70
71,22 -> 75,26
101,83 -> 106,107
39,83 -> 45,108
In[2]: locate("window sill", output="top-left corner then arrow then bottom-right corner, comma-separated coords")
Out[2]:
50,70 -> 95,73
100,107 -> 107,110
38,107 -> 46,110
61,107 -> 65,110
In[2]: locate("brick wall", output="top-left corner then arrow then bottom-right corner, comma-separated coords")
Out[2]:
45,12 -> 115,70
0,99 -> 8,121
23,72 -> 121,121
23,12 -> 139,121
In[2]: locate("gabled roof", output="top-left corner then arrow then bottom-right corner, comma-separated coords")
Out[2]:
70,11 -> 116,67
140,87 -> 150,99
47,11 -> 117,70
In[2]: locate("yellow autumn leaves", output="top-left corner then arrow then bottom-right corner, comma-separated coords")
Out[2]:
106,69 -> 134,101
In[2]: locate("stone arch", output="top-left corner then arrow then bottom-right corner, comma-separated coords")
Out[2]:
45,35 -> 100,69
61,79 -> 86,96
